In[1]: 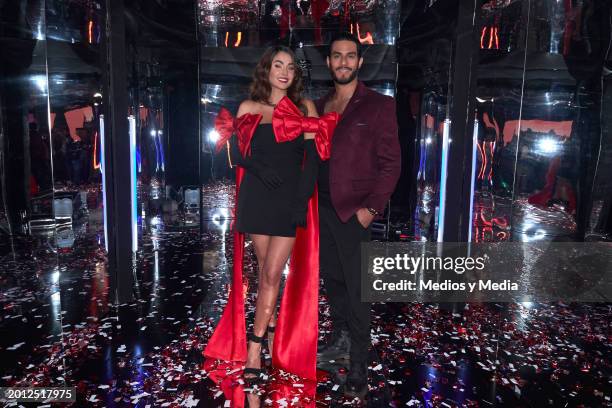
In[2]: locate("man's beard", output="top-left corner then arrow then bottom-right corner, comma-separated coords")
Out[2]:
331,67 -> 359,84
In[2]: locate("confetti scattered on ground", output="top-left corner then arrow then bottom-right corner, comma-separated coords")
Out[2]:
1,183 -> 609,407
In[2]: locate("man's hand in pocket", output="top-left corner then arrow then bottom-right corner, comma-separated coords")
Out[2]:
356,208 -> 375,228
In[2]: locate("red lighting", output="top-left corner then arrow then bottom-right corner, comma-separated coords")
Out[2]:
488,141 -> 495,181
350,23 -> 374,45
480,26 -> 500,49
477,142 -> 486,180
93,131 -> 101,170
225,32 -> 242,47
494,27 -> 499,49
480,26 -> 487,49
88,20 -> 93,44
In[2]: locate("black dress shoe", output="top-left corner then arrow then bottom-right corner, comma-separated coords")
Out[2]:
344,360 -> 368,399
317,329 -> 350,362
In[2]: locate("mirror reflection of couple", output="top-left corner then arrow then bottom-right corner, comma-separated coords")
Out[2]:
205,32 -> 400,400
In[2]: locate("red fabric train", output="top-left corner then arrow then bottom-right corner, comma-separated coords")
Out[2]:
204,98 -> 336,381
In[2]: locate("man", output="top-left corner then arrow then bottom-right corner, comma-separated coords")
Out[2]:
315,32 -> 401,398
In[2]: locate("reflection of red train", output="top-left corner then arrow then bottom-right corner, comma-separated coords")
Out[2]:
480,113 -> 577,213
502,119 -> 572,146
527,156 -> 576,214
505,119 -> 575,213
473,206 -> 509,242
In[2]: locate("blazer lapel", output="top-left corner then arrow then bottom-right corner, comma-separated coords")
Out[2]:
318,81 -> 367,120
337,81 -> 367,125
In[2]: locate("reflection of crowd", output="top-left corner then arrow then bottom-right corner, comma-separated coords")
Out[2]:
217,1 -> 381,47
54,125 -> 94,186
257,0 -> 331,44
29,123 -> 52,191
29,119 -> 97,193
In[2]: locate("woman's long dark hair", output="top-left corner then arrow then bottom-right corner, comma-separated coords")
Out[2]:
250,46 -> 305,111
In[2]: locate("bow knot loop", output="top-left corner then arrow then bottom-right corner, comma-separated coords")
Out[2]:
272,97 -> 338,160
214,108 -> 262,156
214,107 -> 235,153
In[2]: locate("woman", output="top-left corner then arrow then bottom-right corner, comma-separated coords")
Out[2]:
204,46 -> 337,383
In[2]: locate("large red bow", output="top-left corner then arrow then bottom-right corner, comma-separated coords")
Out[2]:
272,96 -> 338,160
213,107 -> 235,153
214,108 -> 262,157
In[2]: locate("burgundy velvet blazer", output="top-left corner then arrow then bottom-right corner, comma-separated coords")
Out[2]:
315,81 -> 401,222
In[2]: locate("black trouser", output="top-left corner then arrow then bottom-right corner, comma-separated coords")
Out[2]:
319,199 -> 371,364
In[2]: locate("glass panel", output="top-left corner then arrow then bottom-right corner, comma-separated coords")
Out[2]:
401,1 -> 458,241
197,0 -> 400,47
0,0 -> 63,379
472,0 -> 527,242
45,0 -> 105,251
119,2 -> 199,233
46,0 -> 102,43
129,64 -> 167,231
586,56 -> 612,240
0,0 -> 54,235
471,0 -> 611,242
0,105 -> 7,237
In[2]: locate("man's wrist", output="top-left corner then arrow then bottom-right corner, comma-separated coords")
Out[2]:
366,207 -> 379,216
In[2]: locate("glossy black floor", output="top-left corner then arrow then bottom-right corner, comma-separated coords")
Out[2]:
1,183 -> 610,407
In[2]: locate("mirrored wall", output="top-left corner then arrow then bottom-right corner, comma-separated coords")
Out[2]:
1,0 -> 54,241
197,0 -> 400,48
407,0 -> 611,243
121,1 -> 199,234
403,0 -> 458,242
471,0 -> 611,242
46,0 -> 105,251
0,0 -> 106,255
1,0 -> 204,265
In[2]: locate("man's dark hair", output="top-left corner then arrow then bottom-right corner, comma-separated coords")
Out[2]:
328,32 -> 362,58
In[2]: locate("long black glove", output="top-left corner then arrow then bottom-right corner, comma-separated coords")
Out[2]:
228,136 -> 283,189
291,139 -> 319,228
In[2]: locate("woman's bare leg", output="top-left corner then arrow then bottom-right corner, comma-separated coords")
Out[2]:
251,234 -> 270,284
246,392 -> 261,407
253,236 -> 295,332
245,236 -> 295,374
251,235 -> 277,352
246,234 -> 270,377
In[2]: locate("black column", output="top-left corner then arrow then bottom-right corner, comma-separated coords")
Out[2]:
102,0 -> 134,302
442,0 -> 481,242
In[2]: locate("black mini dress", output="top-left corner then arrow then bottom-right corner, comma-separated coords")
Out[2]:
235,123 -> 317,237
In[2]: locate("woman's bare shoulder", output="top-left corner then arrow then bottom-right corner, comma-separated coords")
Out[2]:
237,100 -> 258,116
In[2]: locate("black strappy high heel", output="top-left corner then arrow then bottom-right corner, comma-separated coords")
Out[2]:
244,333 -> 266,383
